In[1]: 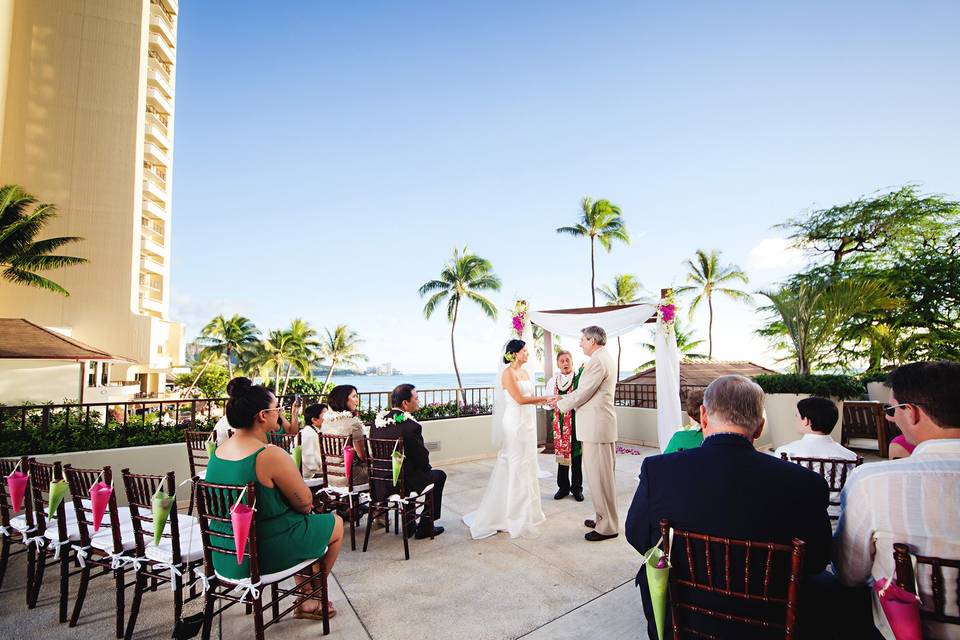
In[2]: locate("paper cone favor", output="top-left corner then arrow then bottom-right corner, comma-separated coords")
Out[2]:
47,479 -> 69,520
205,439 -> 217,457
90,481 -> 113,532
343,445 -> 355,480
291,445 -> 302,470
391,450 -> 405,486
6,467 -> 28,513
230,487 -> 255,565
875,577 -> 923,640
151,485 -> 175,546
643,545 -> 670,640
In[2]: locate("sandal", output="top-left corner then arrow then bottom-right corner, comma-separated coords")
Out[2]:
294,603 -> 336,620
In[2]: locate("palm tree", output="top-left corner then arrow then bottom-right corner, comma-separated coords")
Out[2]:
635,318 -> 709,371
280,318 -> 322,396
198,314 -> 261,377
757,279 -> 892,374
419,246 -> 501,402
0,185 -> 86,295
674,249 -> 751,359
253,329 -> 311,395
556,197 -> 630,306
596,274 -> 644,379
319,325 -> 368,390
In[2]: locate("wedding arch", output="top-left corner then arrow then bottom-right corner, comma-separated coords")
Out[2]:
527,288 -> 682,451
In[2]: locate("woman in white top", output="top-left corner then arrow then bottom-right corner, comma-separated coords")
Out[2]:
320,385 -> 369,487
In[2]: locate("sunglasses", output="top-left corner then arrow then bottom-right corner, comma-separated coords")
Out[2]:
884,402 -> 923,417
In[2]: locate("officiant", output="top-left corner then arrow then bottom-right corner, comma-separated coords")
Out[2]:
546,350 -> 583,501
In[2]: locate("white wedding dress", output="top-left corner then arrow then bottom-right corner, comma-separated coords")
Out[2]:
463,380 -> 546,539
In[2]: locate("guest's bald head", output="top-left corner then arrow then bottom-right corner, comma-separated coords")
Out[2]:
701,375 -> 766,438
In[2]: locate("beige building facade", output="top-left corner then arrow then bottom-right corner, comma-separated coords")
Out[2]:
0,0 -> 184,396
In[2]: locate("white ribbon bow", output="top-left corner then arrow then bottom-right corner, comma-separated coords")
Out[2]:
192,567 -> 211,592
23,534 -> 46,550
230,579 -> 262,602
74,545 -> 90,568
106,552 -> 146,571
47,539 -> 72,560
152,562 -> 184,591
0,526 -> 9,538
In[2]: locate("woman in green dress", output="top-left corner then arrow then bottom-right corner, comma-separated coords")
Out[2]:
663,388 -> 706,454
206,377 -> 343,620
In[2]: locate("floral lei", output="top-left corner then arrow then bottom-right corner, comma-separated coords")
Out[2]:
324,410 -> 356,423
373,408 -> 413,429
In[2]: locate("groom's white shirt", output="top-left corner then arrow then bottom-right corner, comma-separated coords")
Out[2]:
556,346 -> 618,443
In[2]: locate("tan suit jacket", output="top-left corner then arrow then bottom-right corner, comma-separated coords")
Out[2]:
556,347 -> 618,443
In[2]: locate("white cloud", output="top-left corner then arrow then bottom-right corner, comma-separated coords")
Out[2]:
748,237 -> 805,270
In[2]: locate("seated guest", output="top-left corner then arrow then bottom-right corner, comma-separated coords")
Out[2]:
887,433 -> 916,459
320,385 -> 369,487
300,403 -> 328,480
775,396 -> 858,460
662,388 -> 705,454
206,377 -> 343,620
835,361 -> 960,640
626,375 -> 832,640
215,377 -> 301,443
370,384 -> 446,539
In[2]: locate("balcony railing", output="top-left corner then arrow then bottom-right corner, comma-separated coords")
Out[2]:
0,388 -> 495,456
142,177 -> 168,204
147,62 -> 174,99
144,141 -> 170,168
614,383 -> 707,409
149,3 -> 176,48
142,198 -> 168,220
147,85 -> 173,116
140,255 -> 165,275
149,31 -> 175,65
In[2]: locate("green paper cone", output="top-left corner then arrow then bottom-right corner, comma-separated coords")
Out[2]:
644,545 -> 670,640
151,485 -> 175,546
391,450 -> 405,486
47,479 -> 69,520
291,445 -> 302,470
205,439 -> 217,457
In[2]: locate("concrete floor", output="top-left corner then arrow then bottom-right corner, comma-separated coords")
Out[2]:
0,447 -> 656,640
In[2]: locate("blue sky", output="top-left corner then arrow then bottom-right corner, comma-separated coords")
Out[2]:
169,0 -> 960,373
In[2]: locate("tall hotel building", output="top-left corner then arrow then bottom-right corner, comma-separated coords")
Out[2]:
0,0 -> 185,396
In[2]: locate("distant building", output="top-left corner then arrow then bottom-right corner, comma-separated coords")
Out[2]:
0,0 -> 185,397
622,360 -> 779,387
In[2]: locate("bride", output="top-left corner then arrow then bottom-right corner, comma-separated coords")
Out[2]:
462,339 -> 556,539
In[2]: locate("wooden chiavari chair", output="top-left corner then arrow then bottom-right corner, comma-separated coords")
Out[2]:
63,465 -> 136,637
362,438 -> 433,560
842,401 -> 894,457
121,469 -> 204,639
894,542 -> 960,629
660,519 -> 806,639
779,454 -> 863,521
185,430 -> 216,514
193,479 -> 331,638
317,433 -> 369,551
0,456 -> 31,594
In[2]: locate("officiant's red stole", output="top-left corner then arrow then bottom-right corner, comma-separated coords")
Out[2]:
552,371 -> 580,465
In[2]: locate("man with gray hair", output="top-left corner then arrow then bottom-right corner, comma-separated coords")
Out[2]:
625,375 -> 832,638
552,325 -> 620,541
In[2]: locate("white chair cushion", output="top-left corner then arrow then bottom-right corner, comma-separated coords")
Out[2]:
847,438 -> 880,450
89,507 -> 136,552
145,517 -> 202,564
9,514 -> 29,532
303,477 -> 325,488
214,557 -> 316,587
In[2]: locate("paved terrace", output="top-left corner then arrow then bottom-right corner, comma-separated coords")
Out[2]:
0,447 -> 656,640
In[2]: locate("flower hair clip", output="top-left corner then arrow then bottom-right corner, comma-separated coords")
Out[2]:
504,351 -> 517,363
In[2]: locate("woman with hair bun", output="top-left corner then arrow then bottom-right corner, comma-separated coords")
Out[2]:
204,377 -> 343,620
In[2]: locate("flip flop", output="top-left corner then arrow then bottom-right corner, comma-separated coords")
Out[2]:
294,603 -> 336,620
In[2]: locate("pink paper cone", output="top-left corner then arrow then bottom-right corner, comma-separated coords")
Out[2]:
230,503 -> 255,565
6,471 -> 28,513
89,481 -> 113,532
343,445 -> 354,480
874,577 -> 923,640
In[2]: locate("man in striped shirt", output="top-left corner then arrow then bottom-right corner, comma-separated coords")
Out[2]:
835,361 -> 960,639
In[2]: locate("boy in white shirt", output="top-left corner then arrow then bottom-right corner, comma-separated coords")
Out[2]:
775,396 -> 859,460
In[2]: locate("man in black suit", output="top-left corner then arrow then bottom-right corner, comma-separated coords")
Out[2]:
372,384 -> 445,539
625,375 -> 832,639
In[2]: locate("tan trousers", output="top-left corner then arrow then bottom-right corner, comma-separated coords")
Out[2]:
582,441 -> 618,535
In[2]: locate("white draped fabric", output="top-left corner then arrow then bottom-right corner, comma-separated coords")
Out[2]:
528,303 -> 659,339
654,316 -> 683,451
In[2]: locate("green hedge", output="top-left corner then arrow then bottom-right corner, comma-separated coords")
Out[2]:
858,371 -> 891,385
752,374 -> 866,400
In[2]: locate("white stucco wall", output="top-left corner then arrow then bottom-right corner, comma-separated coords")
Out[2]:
0,359 -> 81,404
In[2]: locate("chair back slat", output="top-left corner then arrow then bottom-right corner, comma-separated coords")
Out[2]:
268,431 -> 299,453
64,465 -> 124,553
842,401 -> 897,457
660,519 -> 806,640
28,460 -> 68,540
894,542 -> 960,626
121,469 -> 183,560
319,433 -> 355,489
193,479 -> 261,582
780,454 -> 864,520
366,437 -> 404,502
185,430 -> 215,476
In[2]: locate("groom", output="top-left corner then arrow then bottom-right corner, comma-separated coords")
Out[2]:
552,326 -> 619,541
